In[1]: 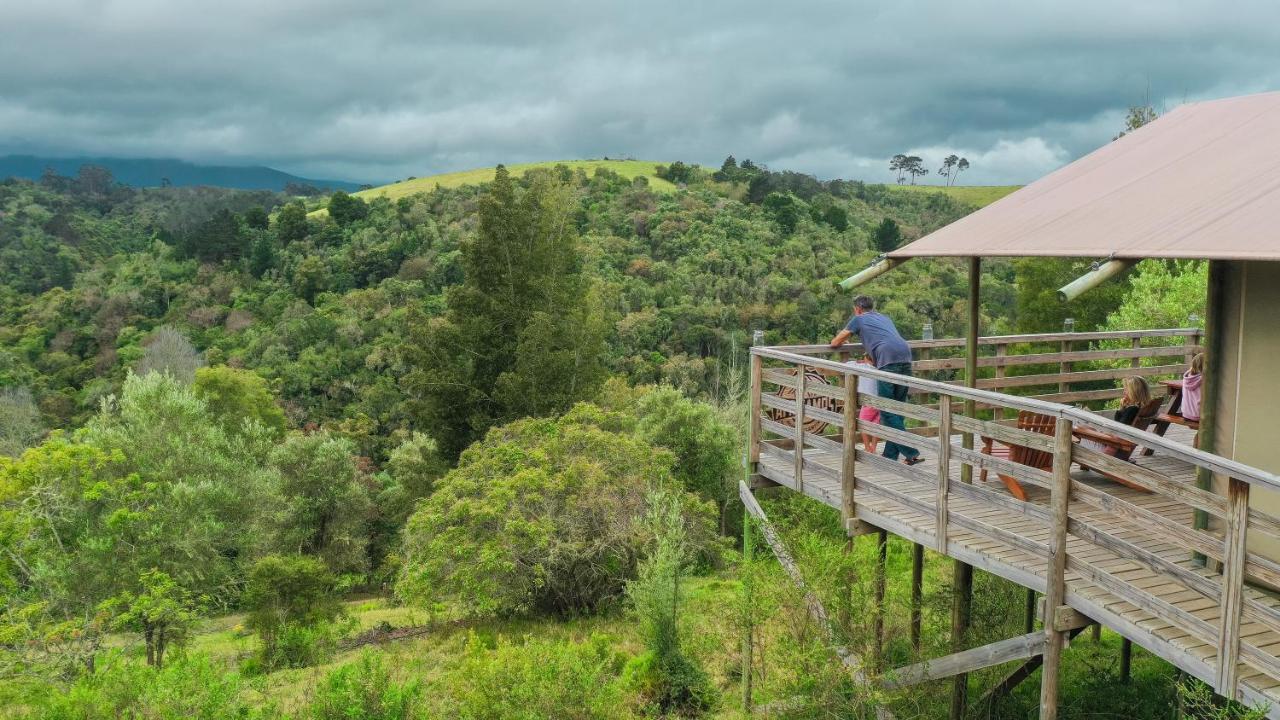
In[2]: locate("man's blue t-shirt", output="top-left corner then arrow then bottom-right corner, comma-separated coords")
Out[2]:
846,312 -> 913,368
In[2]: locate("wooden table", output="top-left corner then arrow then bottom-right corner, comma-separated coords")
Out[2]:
1160,378 -> 1185,416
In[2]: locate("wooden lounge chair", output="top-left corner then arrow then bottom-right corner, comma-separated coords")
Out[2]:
979,411 -> 1057,502
1072,397 -> 1162,490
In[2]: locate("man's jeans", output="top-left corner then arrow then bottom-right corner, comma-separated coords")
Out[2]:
876,362 -> 920,461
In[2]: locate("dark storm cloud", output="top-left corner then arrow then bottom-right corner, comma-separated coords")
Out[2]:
2,0 -> 1278,184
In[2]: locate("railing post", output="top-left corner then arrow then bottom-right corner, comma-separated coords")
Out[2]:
1215,477 -> 1250,697
1059,340 -> 1072,396
935,394 -> 952,553
794,366 -> 807,494
1039,417 -> 1074,720
1130,336 -> 1142,370
842,370 -> 859,535
994,344 -> 1008,414
749,354 -> 762,466
1186,329 -> 1201,367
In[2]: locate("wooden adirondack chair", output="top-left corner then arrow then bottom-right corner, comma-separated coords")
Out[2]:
1073,397 -> 1163,490
979,411 -> 1057,502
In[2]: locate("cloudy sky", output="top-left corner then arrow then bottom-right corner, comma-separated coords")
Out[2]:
2,1 -> 1278,185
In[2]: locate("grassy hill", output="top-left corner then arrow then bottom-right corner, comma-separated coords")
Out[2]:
355,159 -> 678,201
887,183 -> 1020,208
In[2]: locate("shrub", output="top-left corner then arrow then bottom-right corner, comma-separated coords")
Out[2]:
32,651 -> 253,720
242,554 -> 343,669
308,651 -> 420,720
624,490 -> 715,715
398,411 -> 714,617
426,633 -> 632,720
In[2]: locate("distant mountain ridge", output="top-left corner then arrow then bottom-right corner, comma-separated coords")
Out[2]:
0,154 -> 363,192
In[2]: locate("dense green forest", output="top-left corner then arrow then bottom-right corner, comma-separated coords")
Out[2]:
0,161 -> 1213,718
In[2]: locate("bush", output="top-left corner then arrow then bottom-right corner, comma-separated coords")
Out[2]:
398,411 -> 715,617
308,651 -> 421,720
624,490 -> 715,715
426,633 -> 632,720
242,554 -> 343,669
32,651 -> 253,720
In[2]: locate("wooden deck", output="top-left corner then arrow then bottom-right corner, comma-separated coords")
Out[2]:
747,334 -> 1280,716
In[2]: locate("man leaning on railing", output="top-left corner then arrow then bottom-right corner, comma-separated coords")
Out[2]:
829,295 -> 924,466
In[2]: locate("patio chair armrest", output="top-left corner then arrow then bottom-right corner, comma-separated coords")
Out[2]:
1073,426 -> 1137,452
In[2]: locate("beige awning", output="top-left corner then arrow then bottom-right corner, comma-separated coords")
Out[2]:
891,91 -> 1280,262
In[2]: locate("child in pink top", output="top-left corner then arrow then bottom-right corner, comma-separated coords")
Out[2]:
1181,353 -> 1204,422
853,356 -> 882,453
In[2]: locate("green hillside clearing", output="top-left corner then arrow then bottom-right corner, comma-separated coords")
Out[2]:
887,183 -> 1020,208
358,159 -> 678,201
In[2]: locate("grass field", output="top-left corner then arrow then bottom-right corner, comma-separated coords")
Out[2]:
356,159 -> 678,201
887,183 -> 1021,208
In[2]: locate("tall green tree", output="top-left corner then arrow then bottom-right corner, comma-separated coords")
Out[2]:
399,167 -> 607,459
872,217 -> 903,253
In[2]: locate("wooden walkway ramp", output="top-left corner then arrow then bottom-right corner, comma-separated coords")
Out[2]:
748,339 -> 1280,716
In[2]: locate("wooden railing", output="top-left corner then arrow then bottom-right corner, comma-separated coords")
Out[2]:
769,327 -> 1202,407
748,334 -> 1280,705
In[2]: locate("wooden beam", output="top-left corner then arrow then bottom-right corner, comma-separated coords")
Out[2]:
1215,477 -> 1249,696
911,542 -> 924,653
874,528 -> 888,671
935,394 -> 952,553
794,368 -> 806,494
749,354 -> 762,465
842,371 -> 862,536
974,625 -> 1090,711
1120,638 -> 1133,684
951,255 -> 980,720
883,632 -> 1046,690
1038,417 -> 1075,720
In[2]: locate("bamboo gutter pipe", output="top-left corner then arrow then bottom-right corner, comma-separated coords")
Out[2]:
1057,258 -> 1139,302
838,257 -> 909,290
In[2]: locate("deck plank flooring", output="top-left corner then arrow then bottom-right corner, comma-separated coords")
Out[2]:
756,423 -> 1280,715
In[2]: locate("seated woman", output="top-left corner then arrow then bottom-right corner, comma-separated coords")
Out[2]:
1112,376 -> 1152,430
1079,376 -> 1153,459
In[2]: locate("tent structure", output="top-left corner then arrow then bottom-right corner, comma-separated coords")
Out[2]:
868,89 -> 1280,559
889,90 -> 1280,262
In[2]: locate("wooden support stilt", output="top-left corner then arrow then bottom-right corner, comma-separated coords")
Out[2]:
951,256 -> 981,720
910,542 -> 924,653
1025,589 -> 1037,634
1038,418 -> 1075,720
1120,638 -> 1132,684
874,528 -> 888,671
1091,623 -> 1102,643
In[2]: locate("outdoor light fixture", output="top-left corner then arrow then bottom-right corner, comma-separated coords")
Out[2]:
1063,318 -> 1075,333
752,329 -> 764,346
922,322 -> 934,341
1188,313 -> 1200,328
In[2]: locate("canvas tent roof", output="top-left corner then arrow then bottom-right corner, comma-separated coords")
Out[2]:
890,91 -> 1280,261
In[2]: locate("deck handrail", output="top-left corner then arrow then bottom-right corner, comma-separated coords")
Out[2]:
750,345 -> 1278,493
771,327 -> 1202,355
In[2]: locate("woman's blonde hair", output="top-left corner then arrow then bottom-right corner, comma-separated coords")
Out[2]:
1123,376 -> 1151,406
1190,352 -> 1205,375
